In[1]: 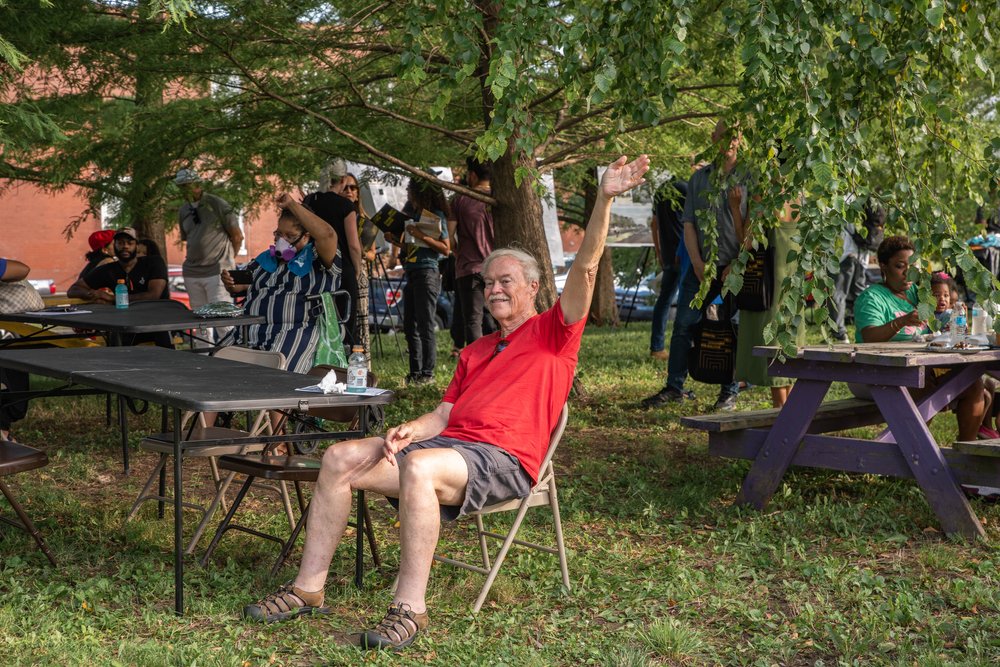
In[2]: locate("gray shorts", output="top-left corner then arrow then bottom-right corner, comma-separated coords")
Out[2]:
387,435 -> 533,521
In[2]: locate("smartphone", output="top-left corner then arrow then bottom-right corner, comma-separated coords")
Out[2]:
228,269 -> 254,284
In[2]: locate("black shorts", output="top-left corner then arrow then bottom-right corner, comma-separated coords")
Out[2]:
387,436 -> 533,521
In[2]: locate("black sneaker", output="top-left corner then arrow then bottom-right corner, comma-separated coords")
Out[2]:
712,393 -> 738,412
640,387 -> 694,409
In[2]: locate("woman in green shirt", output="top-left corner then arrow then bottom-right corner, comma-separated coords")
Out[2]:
852,235 -> 985,441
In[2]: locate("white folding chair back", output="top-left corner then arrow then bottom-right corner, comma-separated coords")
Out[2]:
433,403 -> 570,613
124,346 -> 289,553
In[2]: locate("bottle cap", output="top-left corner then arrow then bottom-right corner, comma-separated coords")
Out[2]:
117,279 -> 125,284
352,345 -> 364,353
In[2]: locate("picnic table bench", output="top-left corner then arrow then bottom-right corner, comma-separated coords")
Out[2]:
684,342 -> 1000,540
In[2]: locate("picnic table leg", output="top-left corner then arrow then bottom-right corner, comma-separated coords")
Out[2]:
874,365 -> 985,443
869,385 -> 984,539
735,379 -> 831,509
173,406 -> 184,615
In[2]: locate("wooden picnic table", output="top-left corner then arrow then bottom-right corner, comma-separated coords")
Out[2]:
683,342 -> 1000,540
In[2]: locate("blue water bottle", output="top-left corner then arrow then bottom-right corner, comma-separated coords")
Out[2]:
114,279 -> 129,309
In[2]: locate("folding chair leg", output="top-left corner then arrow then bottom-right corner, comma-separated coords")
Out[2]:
157,464 -> 166,519
270,500 -> 311,577
185,469 -> 239,555
475,514 -> 490,570
548,478 -> 571,592
200,475 -> 255,567
125,453 -> 169,522
206,456 -> 230,515
362,500 -> 381,569
0,480 -> 57,566
472,499 -> 534,614
279,481 -> 296,530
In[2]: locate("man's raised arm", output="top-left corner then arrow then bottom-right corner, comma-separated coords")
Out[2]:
560,155 -> 649,325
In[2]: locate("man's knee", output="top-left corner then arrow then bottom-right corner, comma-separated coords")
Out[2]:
320,437 -> 382,477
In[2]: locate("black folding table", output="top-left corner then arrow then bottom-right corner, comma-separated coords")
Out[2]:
0,301 -> 266,472
0,346 -> 393,615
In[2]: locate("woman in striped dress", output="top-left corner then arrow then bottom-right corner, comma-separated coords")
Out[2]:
223,193 -> 341,373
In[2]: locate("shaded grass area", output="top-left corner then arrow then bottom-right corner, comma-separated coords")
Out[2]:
1,322 -> 999,665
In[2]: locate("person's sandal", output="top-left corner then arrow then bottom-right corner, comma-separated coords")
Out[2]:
359,602 -> 429,650
242,582 -> 329,623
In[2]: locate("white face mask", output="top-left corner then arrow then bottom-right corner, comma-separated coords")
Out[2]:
271,237 -> 298,261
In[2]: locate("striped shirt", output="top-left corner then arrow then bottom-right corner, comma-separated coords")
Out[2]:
237,249 -> 341,372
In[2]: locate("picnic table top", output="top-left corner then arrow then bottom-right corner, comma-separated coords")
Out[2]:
753,342 -> 1000,367
0,300 -> 264,333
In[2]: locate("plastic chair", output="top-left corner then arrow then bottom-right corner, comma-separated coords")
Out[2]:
433,404 -> 570,613
199,365 -> 381,582
0,441 -> 57,565
124,346 -> 287,554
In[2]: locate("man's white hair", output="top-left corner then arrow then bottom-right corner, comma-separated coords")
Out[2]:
483,248 -> 540,283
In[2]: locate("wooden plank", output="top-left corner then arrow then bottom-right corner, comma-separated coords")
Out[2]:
709,430 -> 1000,487
680,397 -> 880,433
767,358 -> 926,387
952,439 -> 1000,457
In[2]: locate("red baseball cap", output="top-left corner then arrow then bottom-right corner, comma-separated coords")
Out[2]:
88,229 -> 116,251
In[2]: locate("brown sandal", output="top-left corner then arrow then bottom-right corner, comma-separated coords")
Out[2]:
360,602 -> 429,650
242,582 -> 329,623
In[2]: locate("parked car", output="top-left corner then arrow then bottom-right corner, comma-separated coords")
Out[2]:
368,275 -> 454,332
29,279 -> 56,296
554,271 -> 658,321
167,265 -> 191,308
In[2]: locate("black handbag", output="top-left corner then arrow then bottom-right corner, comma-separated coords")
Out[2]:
689,279 -> 738,385
736,245 -> 774,312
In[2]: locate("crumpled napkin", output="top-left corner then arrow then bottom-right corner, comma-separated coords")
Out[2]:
318,369 -> 346,394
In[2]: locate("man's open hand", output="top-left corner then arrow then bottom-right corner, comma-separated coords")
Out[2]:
601,155 -> 650,199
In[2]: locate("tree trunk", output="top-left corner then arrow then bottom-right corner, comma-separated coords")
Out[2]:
492,144 -> 556,310
583,168 -> 619,326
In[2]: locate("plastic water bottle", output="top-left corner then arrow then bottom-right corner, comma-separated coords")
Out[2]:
971,305 -> 984,335
950,301 -> 967,341
347,345 -> 367,394
114,279 -> 129,309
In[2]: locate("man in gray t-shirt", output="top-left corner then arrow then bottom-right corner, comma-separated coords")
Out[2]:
641,120 -> 744,412
175,168 -> 244,344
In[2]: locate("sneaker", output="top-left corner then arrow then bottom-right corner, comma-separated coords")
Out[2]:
360,602 -> 429,650
835,333 -> 850,344
713,393 -> 738,412
978,425 -> 1000,440
649,350 -> 669,361
242,582 -> 329,623
640,387 -> 694,409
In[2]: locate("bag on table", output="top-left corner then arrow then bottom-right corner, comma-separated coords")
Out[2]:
689,280 -> 738,385
0,280 -> 45,314
736,245 -> 774,312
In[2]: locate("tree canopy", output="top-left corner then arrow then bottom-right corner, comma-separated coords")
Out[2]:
2,1 -> 997,344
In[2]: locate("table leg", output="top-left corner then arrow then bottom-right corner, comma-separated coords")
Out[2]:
118,394 -> 130,475
875,365 -> 985,443
355,490 -> 365,589
173,406 -> 184,615
870,385 -> 984,539
735,379 -> 831,509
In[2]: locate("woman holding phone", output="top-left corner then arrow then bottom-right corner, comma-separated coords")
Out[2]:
221,193 -> 341,373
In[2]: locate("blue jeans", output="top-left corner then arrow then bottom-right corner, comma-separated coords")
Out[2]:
403,267 -> 440,378
665,271 -> 739,397
650,263 -> 682,352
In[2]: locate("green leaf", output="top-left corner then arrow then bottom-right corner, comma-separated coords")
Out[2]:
925,2 -> 944,26
871,46 -> 888,68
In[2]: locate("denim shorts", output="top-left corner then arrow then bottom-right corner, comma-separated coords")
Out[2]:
387,436 -> 533,521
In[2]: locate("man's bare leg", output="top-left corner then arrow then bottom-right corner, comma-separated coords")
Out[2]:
294,437 -> 403,593
392,448 -> 469,612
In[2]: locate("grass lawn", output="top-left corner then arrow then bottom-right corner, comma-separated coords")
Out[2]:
2,321 -> 1000,666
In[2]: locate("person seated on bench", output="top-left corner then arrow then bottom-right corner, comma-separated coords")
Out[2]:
220,192 -> 341,373
68,227 -> 173,347
0,257 -> 33,442
241,155 -> 650,651
853,234 -> 986,441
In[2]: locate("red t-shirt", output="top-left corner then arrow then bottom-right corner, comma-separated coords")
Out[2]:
441,301 -> 585,482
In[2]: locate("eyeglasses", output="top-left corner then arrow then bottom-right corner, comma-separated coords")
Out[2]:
491,339 -> 509,360
343,185 -> 359,192
273,230 -> 306,244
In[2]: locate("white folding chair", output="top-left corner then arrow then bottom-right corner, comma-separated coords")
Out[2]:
124,346 -> 289,554
434,404 -> 571,613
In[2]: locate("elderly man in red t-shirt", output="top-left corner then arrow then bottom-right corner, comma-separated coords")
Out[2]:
243,155 -> 650,650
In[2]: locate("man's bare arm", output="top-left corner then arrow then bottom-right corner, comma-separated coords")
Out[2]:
1,259 -> 30,282
683,223 -> 704,282
560,155 -> 649,325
